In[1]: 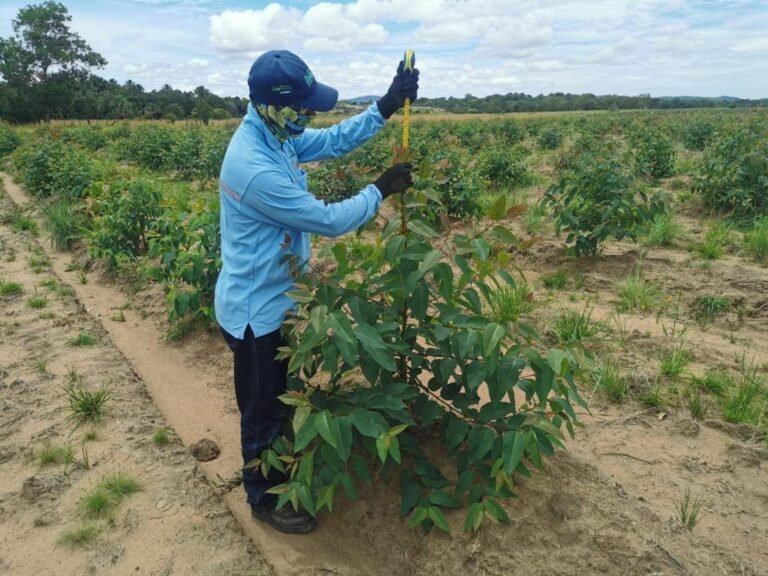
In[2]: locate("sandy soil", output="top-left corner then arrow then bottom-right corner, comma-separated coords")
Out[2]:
0,178 -> 272,576
2,171 -> 767,576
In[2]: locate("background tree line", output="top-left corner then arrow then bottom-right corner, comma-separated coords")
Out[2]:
1,2 -> 765,125
416,92 -> 768,114
0,1 -> 248,124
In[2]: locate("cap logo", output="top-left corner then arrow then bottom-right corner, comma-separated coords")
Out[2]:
272,84 -> 293,94
304,69 -> 314,87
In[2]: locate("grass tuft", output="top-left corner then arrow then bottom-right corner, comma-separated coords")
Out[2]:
677,489 -> 705,531
488,281 -> 535,323
79,472 -> 141,518
617,270 -> 659,313
152,428 -> 171,445
57,524 -> 100,547
79,488 -> 114,518
693,294 -> 731,322
37,444 -> 75,467
11,213 -> 38,235
27,293 -> 48,309
67,331 -> 97,347
688,391 -> 708,420
720,367 -> 766,426
0,279 -> 23,296
541,270 -> 569,290
696,221 -> 732,260
643,212 -> 682,247
100,472 -> 141,499
554,307 -> 604,344
690,370 -> 731,397
590,357 -> 627,403
660,345 -> 691,379
745,217 -> 768,263
64,385 -> 110,426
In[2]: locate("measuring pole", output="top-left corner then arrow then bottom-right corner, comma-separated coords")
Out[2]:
402,49 -> 415,150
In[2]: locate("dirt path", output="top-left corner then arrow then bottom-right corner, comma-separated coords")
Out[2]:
0,178 -> 271,575
2,172 -> 766,575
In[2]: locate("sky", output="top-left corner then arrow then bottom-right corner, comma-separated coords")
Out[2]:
1,0 -> 767,100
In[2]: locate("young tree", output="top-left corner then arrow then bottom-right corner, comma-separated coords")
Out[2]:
0,1 -> 106,122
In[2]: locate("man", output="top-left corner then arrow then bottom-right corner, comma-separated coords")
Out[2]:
215,50 -> 419,534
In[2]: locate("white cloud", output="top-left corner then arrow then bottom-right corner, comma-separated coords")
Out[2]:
3,0 -> 766,99
209,5 -> 302,52
730,37 -> 768,54
209,2 -> 387,53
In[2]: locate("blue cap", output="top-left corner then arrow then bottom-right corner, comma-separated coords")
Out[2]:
247,50 -> 338,111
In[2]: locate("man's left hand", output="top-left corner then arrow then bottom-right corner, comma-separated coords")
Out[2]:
377,60 -> 420,120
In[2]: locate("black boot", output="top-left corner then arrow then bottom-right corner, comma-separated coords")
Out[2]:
251,503 -> 317,534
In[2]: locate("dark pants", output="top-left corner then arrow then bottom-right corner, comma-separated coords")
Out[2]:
220,325 -> 289,507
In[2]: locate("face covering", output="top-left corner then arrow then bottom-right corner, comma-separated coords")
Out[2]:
255,104 -> 314,142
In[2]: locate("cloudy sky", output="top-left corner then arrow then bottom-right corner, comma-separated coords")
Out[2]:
1,0 -> 767,99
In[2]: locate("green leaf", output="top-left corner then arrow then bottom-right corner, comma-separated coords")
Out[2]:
468,427 -> 495,462
445,416 -> 469,451
294,414 -> 319,451
350,454 -> 371,485
316,410 -> 338,449
429,490 -> 461,509
407,506 -> 428,529
400,472 -> 421,516
265,483 -> 288,495
487,194 -> 507,221
285,287 -> 314,303
297,450 -> 314,482
350,409 -> 385,438
455,470 -> 475,497
464,502 -> 484,532
407,219 -> 439,238
532,417 -> 565,441
483,498 -> 509,523
340,471 -> 357,500
376,434 -> 390,463
309,304 -> 328,333
355,324 -> 397,372
482,323 -> 505,357
502,430 -> 526,475
292,405 -> 311,435
428,506 -> 451,533
418,250 -> 442,276
278,391 -> 310,407
297,484 -> 316,517
547,349 -> 570,374
266,450 -> 286,473
327,311 -> 356,344
388,435 -> 401,463
490,224 -> 518,245
336,416 -> 353,462
418,157 -> 431,179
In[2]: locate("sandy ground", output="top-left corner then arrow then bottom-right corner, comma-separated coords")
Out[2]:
0,178 -> 272,576
2,171 -> 767,576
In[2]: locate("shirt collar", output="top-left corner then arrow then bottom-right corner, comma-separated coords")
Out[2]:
245,102 -> 282,151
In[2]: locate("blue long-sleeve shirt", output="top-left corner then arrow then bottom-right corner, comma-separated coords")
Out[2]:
215,102 -> 386,339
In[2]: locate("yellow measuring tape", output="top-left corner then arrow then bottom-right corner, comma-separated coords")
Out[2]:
402,49 -> 415,150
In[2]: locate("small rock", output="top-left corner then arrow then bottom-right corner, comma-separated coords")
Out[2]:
189,438 -> 220,462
